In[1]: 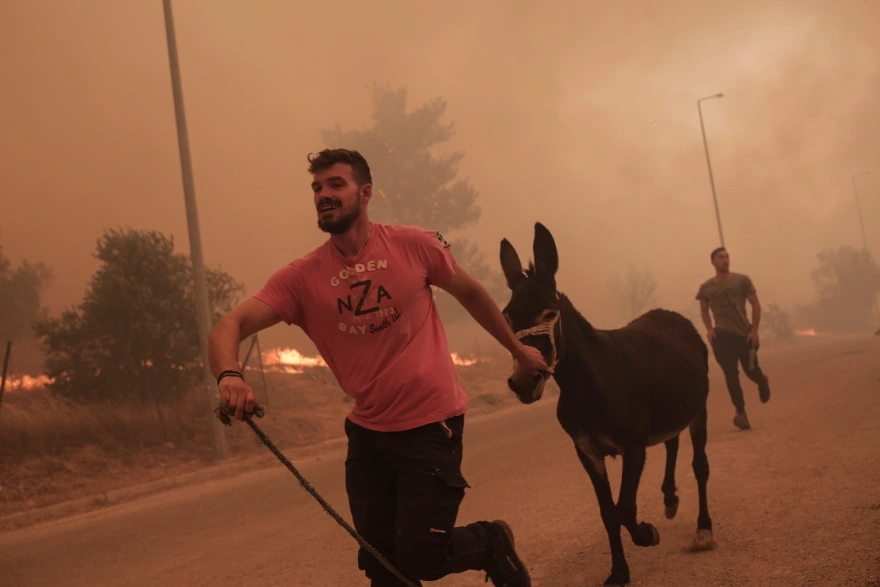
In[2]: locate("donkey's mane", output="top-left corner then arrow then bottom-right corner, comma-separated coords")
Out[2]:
522,259 -> 594,334
558,292 -> 595,335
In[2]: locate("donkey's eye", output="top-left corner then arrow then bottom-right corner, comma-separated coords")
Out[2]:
542,311 -> 558,321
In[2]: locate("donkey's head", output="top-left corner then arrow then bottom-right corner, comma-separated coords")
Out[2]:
499,222 -> 562,404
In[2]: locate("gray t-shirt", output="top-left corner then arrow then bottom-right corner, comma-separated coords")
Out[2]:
695,273 -> 756,337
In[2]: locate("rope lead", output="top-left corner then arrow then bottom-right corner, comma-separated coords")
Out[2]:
214,403 -> 420,587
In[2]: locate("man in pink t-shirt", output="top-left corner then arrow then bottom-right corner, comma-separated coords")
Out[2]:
208,149 -> 546,587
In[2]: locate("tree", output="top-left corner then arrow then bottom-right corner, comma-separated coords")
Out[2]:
764,303 -> 795,342
800,246 -> 880,332
321,85 -> 480,233
0,236 -> 51,343
609,264 -> 659,322
34,228 -> 245,404
321,85 -> 504,322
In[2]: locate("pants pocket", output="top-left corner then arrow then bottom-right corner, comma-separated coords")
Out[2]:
435,468 -> 470,490
394,468 -> 470,580
422,468 -> 469,535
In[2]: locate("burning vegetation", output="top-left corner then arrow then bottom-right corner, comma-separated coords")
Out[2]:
4,347 -> 486,392
259,347 -> 485,374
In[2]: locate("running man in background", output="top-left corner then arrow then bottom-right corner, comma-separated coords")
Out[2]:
696,247 -> 771,431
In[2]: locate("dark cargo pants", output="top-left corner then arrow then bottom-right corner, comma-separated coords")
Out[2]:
344,414 -> 493,586
711,330 -> 767,412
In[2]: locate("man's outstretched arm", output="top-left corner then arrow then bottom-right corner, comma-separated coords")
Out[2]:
208,297 -> 281,420
435,263 -> 546,375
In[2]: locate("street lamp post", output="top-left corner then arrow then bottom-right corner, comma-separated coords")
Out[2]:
161,0 -> 227,459
697,93 -> 725,248
852,171 -> 870,251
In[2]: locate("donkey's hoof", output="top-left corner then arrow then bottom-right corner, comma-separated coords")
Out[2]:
664,497 -> 680,520
689,529 -> 716,551
634,522 -> 660,547
604,566 -> 630,585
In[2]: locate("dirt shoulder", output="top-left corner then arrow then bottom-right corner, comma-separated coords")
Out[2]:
0,354 -> 544,529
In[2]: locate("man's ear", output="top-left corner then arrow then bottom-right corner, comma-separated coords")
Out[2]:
360,183 -> 373,204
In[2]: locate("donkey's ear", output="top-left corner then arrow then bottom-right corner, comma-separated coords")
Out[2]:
533,222 -> 558,279
500,239 -> 525,289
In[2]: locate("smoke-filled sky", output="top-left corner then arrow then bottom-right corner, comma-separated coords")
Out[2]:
2,0 -> 878,353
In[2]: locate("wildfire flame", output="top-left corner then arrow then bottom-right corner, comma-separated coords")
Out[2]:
4,347 -> 487,391
2,374 -> 54,391
259,347 -> 486,371
260,347 -> 328,375
795,328 -> 817,337
262,347 -> 328,368
450,352 -> 480,366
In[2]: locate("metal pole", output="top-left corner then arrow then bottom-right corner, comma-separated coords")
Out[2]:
161,0 -> 226,459
255,334 -> 270,409
240,334 -> 258,370
698,93 -> 725,248
0,341 -> 11,410
852,171 -> 870,251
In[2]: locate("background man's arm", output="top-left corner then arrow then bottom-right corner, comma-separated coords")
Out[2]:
746,292 -> 761,345
699,300 -> 715,341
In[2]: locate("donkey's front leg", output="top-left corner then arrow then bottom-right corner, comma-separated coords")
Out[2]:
617,445 -> 660,547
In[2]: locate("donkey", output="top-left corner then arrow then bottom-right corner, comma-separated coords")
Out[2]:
499,223 -> 715,586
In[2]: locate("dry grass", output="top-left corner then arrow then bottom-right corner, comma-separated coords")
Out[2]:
0,354 -> 524,518
0,389 -> 209,463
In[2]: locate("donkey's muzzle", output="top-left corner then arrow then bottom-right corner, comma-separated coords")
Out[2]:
507,370 -> 546,404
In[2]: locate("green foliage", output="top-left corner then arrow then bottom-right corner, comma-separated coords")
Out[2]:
764,303 -> 795,342
321,85 -> 481,234
799,246 -> 880,332
0,237 -> 51,343
34,228 -> 245,403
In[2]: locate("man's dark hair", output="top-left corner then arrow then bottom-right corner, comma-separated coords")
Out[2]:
307,149 -> 372,187
710,246 -> 727,261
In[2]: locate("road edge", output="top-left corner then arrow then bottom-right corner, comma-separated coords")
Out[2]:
0,397 -> 543,531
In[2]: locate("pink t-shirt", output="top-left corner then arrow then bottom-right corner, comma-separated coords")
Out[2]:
255,223 -> 468,432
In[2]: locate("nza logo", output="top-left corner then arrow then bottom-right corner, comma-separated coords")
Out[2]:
337,280 -> 392,316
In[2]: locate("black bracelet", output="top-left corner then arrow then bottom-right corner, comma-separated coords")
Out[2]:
217,370 -> 244,385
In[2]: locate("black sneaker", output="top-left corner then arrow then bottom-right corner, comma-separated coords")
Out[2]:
733,411 -> 751,431
758,376 -> 771,403
483,520 -> 531,587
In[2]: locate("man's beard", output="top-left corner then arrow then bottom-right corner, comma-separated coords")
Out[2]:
317,201 -> 361,235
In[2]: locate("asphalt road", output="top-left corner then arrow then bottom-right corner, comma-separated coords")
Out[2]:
2,334 -> 879,587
